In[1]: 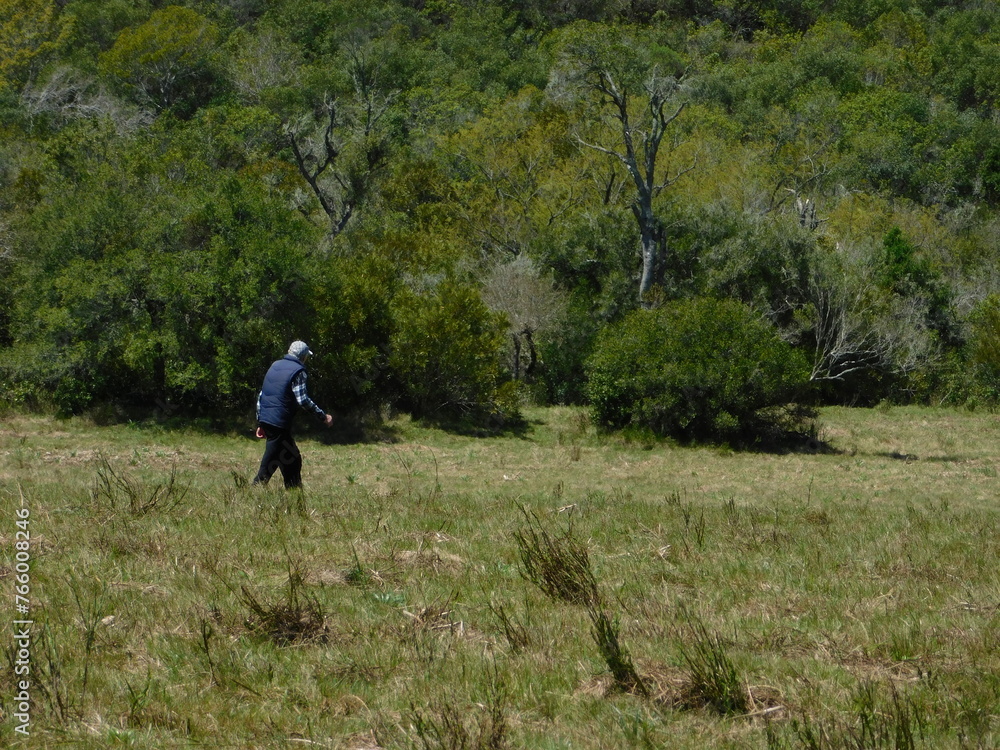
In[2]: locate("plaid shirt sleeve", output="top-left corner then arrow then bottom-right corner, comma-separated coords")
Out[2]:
291,370 -> 326,420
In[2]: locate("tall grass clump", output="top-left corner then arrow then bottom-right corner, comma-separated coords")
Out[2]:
770,681 -> 927,749
513,509 -> 646,695
512,508 -> 598,606
92,453 -> 188,517
408,667 -> 509,750
233,556 -> 327,644
678,606 -> 748,715
23,583 -> 111,726
487,599 -> 531,653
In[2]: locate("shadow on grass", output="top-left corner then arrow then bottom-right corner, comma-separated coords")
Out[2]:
872,451 -> 969,463
78,401 -> 405,445
408,413 -> 534,440
595,425 -> 845,457
310,415 -> 403,445
79,400 -> 534,444
746,430 -> 845,456
876,450 -> 919,461
69,400 -> 838,452
309,408 -> 535,443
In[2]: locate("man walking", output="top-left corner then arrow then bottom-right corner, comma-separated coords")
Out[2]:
253,340 -> 333,489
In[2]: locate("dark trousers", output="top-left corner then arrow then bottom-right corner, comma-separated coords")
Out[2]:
253,424 -> 302,489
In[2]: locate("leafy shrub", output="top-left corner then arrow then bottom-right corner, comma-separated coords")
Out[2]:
4,164 -> 316,416
586,297 -> 809,442
965,293 -> 1000,404
389,277 -> 515,424
306,255 -> 398,416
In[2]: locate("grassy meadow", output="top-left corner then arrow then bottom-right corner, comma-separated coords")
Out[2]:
1,405 -> 999,748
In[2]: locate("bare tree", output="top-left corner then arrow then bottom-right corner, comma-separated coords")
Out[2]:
805,255 -> 938,382
763,139 -> 834,222
285,95 -> 356,237
482,256 -> 567,380
0,219 -> 11,261
576,71 -> 694,305
228,28 -> 300,104
284,47 -> 395,240
806,270 -> 884,381
21,66 -> 152,132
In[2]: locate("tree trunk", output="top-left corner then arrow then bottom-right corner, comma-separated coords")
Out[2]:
635,202 -> 661,306
511,333 -> 521,380
522,329 -> 538,379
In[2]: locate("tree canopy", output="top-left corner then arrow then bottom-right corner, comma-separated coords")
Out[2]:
2,0 -> 1000,429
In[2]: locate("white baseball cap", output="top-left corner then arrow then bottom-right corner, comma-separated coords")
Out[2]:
288,340 -> 314,359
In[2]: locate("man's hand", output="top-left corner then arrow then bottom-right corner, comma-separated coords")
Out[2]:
255,427 -> 266,439
324,414 -> 334,427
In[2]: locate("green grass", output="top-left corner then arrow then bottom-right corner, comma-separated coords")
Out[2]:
1,405 -> 999,748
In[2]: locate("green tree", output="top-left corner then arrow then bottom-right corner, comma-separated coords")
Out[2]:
1,124 -> 318,414
966,294 -> 1000,402
98,6 -> 219,113
445,86 -> 583,259
0,0 -> 69,92
305,255 -> 398,415
930,7 -> 1000,112
877,226 -> 953,343
61,0 -> 153,65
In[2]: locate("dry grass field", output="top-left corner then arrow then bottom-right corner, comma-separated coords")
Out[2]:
1,404 -> 999,748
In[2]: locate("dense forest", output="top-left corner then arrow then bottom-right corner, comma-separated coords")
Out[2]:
3,0 -> 1000,432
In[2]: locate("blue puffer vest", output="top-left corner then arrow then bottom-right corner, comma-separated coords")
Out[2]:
257,355 -> 305,428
